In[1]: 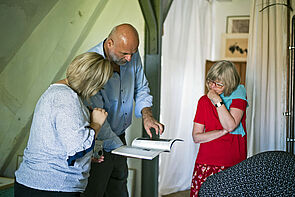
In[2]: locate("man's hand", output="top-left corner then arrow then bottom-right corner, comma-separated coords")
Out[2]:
92,155 -> 104,163
142,107 -> 164,138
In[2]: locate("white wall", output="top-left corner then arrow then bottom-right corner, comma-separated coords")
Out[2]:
211,0 -> 250,60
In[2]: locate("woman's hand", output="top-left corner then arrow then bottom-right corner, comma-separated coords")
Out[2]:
91,108 -> 108,126
207,89 -> 222,104
221,129 -> 230,135
90,108 -> 108,137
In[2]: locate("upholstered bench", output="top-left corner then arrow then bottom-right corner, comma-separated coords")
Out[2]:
199,151 -> 295,197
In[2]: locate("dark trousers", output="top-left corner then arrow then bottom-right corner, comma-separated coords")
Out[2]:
14,181 -> 80,197
83,134 -> 129,197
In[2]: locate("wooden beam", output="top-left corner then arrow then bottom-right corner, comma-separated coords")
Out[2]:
138,0 -> 173,196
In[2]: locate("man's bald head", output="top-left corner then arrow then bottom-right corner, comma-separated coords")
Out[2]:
108,24 -> 139,47
105,24 -> 139,65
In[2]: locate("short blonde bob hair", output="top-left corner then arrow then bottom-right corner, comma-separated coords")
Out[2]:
206,60 -> 240,96
66,52 -> 113,100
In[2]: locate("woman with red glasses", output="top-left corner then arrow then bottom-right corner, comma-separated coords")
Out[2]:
190,60 -> 248,197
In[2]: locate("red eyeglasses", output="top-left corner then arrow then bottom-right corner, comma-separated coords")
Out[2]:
207,79 -> 224,88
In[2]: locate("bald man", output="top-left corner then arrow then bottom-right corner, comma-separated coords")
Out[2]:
84,24 -> 164,197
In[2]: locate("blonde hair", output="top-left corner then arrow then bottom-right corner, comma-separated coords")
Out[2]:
66,52 -> 113,100
206,60 -> 240,96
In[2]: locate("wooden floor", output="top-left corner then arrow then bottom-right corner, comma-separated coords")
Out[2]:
161,190 -> 190,197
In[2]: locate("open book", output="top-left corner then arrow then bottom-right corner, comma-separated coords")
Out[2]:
111,137 -> 183,160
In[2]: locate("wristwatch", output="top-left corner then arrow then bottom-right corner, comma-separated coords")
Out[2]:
215,101 -> 224,108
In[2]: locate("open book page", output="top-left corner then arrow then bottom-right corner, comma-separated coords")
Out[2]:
111,146 -> 162,160
131,137 -> 183,152
111,137 -> 183,160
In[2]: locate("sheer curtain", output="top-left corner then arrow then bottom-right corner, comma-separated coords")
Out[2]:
246,0 -> 288,157
159,0 -> 213,195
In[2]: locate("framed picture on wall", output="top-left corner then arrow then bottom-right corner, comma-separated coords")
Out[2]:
221,33 -> 248,61
226,15 -> 250,33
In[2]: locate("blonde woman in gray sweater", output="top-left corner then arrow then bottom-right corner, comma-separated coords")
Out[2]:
15,52 -> 115,196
